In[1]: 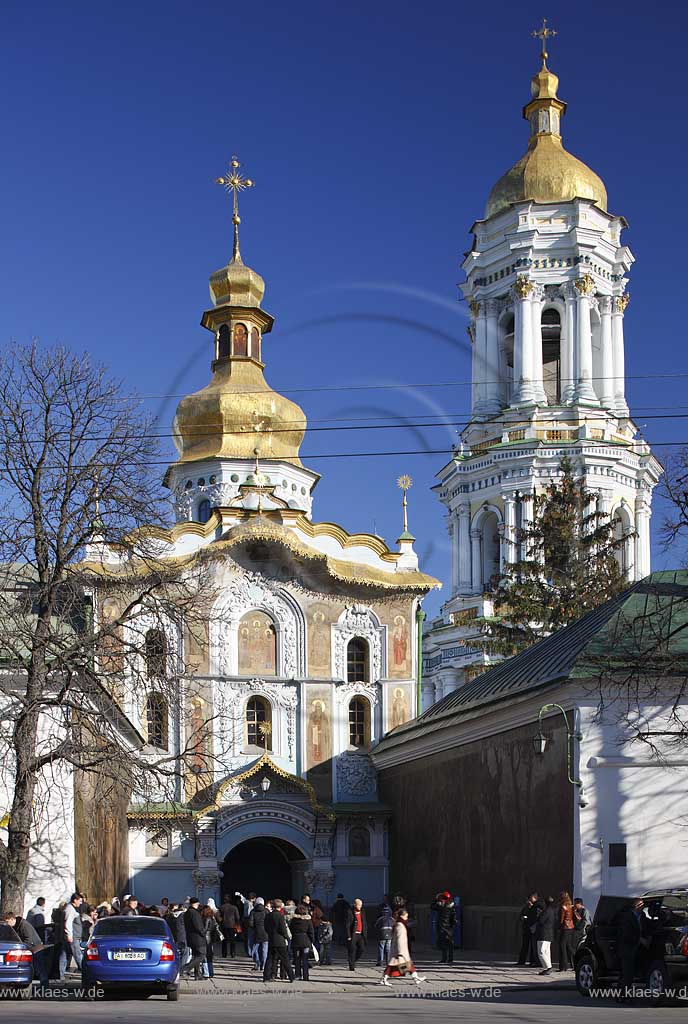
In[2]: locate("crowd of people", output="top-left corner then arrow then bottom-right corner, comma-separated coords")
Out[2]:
517,891 -> 592,974
6,889 -> 430,988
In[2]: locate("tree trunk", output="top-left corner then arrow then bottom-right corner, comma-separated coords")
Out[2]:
1,708 -> 40,914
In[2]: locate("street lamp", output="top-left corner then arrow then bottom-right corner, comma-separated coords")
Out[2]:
533,702 -> 585,804
260,776 -> 271,795
532,730 -> 547,755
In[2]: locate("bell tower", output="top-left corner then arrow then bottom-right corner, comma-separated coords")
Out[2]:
422,25 -> 661,709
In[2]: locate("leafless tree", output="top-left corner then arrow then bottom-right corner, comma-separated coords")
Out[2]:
0,344 -> 220,912
661,448 -> 688,552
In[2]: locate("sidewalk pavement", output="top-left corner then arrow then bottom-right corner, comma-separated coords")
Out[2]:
179,944 -> 578,996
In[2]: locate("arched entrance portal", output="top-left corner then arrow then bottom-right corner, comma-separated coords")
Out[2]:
221,837 -> 306,900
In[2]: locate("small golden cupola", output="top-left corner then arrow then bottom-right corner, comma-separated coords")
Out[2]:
485,20 -> 607,219
168,158 -> 319,524
172,157 -> 308,467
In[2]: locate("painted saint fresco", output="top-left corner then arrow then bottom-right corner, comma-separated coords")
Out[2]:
238,610 -> 277,676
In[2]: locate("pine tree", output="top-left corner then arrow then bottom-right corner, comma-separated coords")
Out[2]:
480,457 -> 630,656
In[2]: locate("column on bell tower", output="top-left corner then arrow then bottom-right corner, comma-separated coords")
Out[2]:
512,277 -> 536,406
612,294 -> 630,417
574,274 -> 599,404
562,283 -> 577,404
598,295 -> 615,409
457,503 -> 472,594
503,494 -> 518,565
530,284 -> 548,405
470,301 -> 486,417
484,299 -> 502,415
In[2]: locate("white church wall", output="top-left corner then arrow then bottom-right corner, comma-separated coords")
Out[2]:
576,700 -> 688,912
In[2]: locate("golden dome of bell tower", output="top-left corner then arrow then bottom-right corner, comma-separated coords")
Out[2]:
485,20 -> 607,219
172,157 -> 308,468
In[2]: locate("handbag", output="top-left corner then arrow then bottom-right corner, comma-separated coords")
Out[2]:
310,944 -> 319,963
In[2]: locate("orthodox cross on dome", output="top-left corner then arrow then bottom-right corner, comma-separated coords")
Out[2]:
215,155 -> 255,264
532,17 -> 557,67
397,474 -> 413,535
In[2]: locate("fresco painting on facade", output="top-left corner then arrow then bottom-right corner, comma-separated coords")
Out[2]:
238,609 -> 277,676
389,684 -> 411,730
305,685 -> 334,801
308,698 -> 331,765
307,602 -> 333,676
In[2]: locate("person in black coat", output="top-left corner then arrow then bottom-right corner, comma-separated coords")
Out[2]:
332,894 -> 350,946
616,899 -> 645,1000
249,898 -> 269,971
290,906 -> 315,981
219,898 -> 240,958
263,900 -> 294,982
535,896 -> 556,974
181,899 -> 206,980
346,898 -> 368,971
436,892 -> 456,964
165,906 -> 187,966
517,893 -> 540,966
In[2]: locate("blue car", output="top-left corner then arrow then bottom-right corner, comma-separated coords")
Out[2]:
82,916 -> 180,1000
0,922 -> 33,991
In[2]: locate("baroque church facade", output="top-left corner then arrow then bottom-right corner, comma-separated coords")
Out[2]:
86,175 -> 438,908
422,46 -> 661,708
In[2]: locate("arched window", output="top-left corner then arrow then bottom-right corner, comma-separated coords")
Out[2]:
197,499 -> 211,524
541,308 -> 561,404
238,611 -> 277,676
145,692 -> 168,749
348,826 -> 371,858
481,511 -> 500,591
145,628 -> 167,679
348,696 -> 370,748
347,637 -> 369,683
246,696 -> 272,750
218,324 -> 230,359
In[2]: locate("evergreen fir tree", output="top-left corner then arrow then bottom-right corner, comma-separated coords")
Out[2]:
480,457 -> 630,656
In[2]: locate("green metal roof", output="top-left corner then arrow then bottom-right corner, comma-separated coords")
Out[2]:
375,571 -> 688,755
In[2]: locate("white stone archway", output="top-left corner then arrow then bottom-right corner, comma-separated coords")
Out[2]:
470,503 -> 504,593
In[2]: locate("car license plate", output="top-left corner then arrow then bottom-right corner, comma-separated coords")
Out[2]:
113,951 -> 146,961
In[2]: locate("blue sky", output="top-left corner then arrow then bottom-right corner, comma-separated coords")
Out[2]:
1,0 -> 686,616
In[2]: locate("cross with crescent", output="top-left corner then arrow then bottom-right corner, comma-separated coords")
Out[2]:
532,17 -> 556,66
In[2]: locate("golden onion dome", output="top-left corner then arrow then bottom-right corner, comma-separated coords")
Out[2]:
485,62 -> 607,220
172,358 -> 307,467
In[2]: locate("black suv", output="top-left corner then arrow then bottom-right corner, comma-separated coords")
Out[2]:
575,889 -> 688,1003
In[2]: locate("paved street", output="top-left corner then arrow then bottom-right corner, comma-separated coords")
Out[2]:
3,949 -> 686,1022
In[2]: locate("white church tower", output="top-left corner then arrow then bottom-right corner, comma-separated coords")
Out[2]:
422,26 -> 661,709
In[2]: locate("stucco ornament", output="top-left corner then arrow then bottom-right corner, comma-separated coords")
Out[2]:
332,605 -> 384,681
336,750 -> 378,798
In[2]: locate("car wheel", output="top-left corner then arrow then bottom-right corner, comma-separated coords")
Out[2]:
166,985 -> 180,1001
647,960 -> 672,1006
575,954 -> 597,998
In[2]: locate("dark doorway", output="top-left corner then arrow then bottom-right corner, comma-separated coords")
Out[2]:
221,837 -> 302,901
